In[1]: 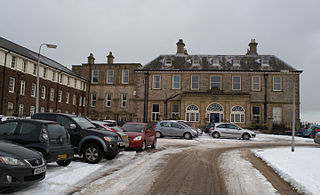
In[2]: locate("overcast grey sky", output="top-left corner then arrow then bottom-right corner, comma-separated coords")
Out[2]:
1,0 -> 320,123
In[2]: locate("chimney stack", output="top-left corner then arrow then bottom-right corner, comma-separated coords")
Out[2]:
107,51 -> 115,64
176,39 -> 185,55
247,39 -> 258,55
87,53 -> 95,64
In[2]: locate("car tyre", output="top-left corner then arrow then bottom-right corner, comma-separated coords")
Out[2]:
184,132 -> 192,139
83,143 -> 102,164
57,159 -> 72,166
151,138 -> 157,148
156,131 -> 162,138
212,132 -> 220,139
242,133 -> 250,140
139,140 -> 147,151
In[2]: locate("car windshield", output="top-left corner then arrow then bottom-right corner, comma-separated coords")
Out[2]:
122,124 -> 145,133
112,126 -> 125,132
72,117 -> 96,129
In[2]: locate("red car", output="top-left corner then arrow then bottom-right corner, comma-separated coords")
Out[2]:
122,122 -> 157,151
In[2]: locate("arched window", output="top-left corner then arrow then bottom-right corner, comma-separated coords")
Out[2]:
206,103 -> 224,122
230,105 -> 245,123
185,104 -> 200,122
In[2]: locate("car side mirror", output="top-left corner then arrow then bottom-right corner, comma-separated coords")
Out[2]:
238,128 -> 241,130
70,124 -> 76,129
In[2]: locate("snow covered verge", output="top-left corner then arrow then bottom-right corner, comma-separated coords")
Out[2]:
254,147 -> 320,195
219,150 -> 279,195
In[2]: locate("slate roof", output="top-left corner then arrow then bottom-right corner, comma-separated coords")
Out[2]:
0,36 -> 86,79
140,54 -> 302,72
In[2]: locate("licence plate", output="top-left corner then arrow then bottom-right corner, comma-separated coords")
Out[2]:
34,166 -> 46,175
57,154 -> 67,160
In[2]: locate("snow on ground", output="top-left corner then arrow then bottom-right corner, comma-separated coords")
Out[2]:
219,150 -> 279,195
254,147 -> 320,195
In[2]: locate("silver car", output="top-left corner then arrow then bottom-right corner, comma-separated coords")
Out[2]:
154,120 -> 198,139
210,123 -> 256,140
314,132 -> 320,144
91,120 -> 129,148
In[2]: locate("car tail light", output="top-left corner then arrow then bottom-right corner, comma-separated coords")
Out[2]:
41,129 -> 49,141
210,127 -> 215,131
317,129 -> 320,132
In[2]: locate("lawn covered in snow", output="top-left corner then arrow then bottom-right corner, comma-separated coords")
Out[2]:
254,146 -> 320,195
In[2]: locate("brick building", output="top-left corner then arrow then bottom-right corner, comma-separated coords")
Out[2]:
0,36 -> 87,117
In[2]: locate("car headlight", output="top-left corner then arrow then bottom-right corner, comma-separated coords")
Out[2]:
133,136 -> 142,141
0,156 -> 27,166
191,129 -> 197,134
104,136 -> 115,142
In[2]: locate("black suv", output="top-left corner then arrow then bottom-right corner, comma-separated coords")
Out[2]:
32,113 -> 122,164
0,119 -> 74,166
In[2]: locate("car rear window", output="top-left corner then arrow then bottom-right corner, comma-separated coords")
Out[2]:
19,122 -> 39,134
111,126 -> 125,132
122,124 -> 145,133
47,124 -> 67,142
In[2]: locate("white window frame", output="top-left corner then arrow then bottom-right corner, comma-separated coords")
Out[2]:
11,56 -> 16,68
192,58 -> 200,66
31,83 -> 36,97
79,96 -> 82,106
165,58 -> 172,66
151,104 -> 160,121
74,79 -> 77,88
30,106 -> 35,116
8,102 -> 13,110
50,88 -> 54,101
172,75 -> 181,89
9,77 -> 15,93
121,94 -> 127,108
33,64 -> 37,75
41,86 -> 46,99
58,90 -> 62,102
20,80 -> 26,95
252,76 -> 261,91
171,104 -> 180,119
40,107 -> 45,112
92,70 -> 99,83
210,75 -> 222,90
66,92 -> 70,104
273,106 -> 282,124
18,104 -> 24,117
230,105 -> 245,123
22,60 -> 27,72
191,75 -> 199,90
232,76 -> 241,90
107,70 -> 114,84
185,104 -> 200,122
273,76 -> 282,91
233,59 -> 240,66
153,75 -> 161,89
83,97 -> 86,107
252,106 -> 261,122
106,94 -> 112,107
122,69 -> 129,84
43,67 -> 46,78
52,71 -> 55,81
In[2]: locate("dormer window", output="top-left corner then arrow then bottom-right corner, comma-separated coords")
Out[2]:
233,59 -> 240,66
192,57 -> 200,66
165,58 -> 172,66
212,58 -> 219,66
262,58 -> 269,66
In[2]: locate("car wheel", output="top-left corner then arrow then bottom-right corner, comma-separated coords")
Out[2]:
83,144 -> 102,164
212,132 -> 220,139
151,138 -> 157,148
242,133 -> 250,140
156,131 -> 162,138
139,140 -> 147,151
184,132 -> 192,139
57,159 -> 72,166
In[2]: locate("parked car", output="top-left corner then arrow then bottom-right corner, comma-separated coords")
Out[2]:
121,122 -> 157,151
204,123 -> 215,134
0,115 -> 19,123
297,125 -> 320,138
0,119 -> 73,166
314,132 -> 320,144
154,120 -> 198,139
210,123 -> 256,140
90,120 -> 129,149
0,140 -> 46,190
32,113 -> 123,164
177,120 -> 202,135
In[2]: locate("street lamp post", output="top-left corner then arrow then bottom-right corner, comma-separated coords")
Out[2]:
35,43 -> 57,113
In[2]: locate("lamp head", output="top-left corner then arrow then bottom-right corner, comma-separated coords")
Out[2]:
46,44 -> 57,49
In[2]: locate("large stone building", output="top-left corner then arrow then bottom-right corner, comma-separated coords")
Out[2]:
74,39 -> 302,129
0,36 -> 88,117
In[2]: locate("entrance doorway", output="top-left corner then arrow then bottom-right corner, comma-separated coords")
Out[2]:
210,113 -> 220,123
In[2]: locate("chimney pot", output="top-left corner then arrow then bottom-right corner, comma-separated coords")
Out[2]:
176,39 -> 186,54
107,51 -> 115,64
87,53 -> 95,64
